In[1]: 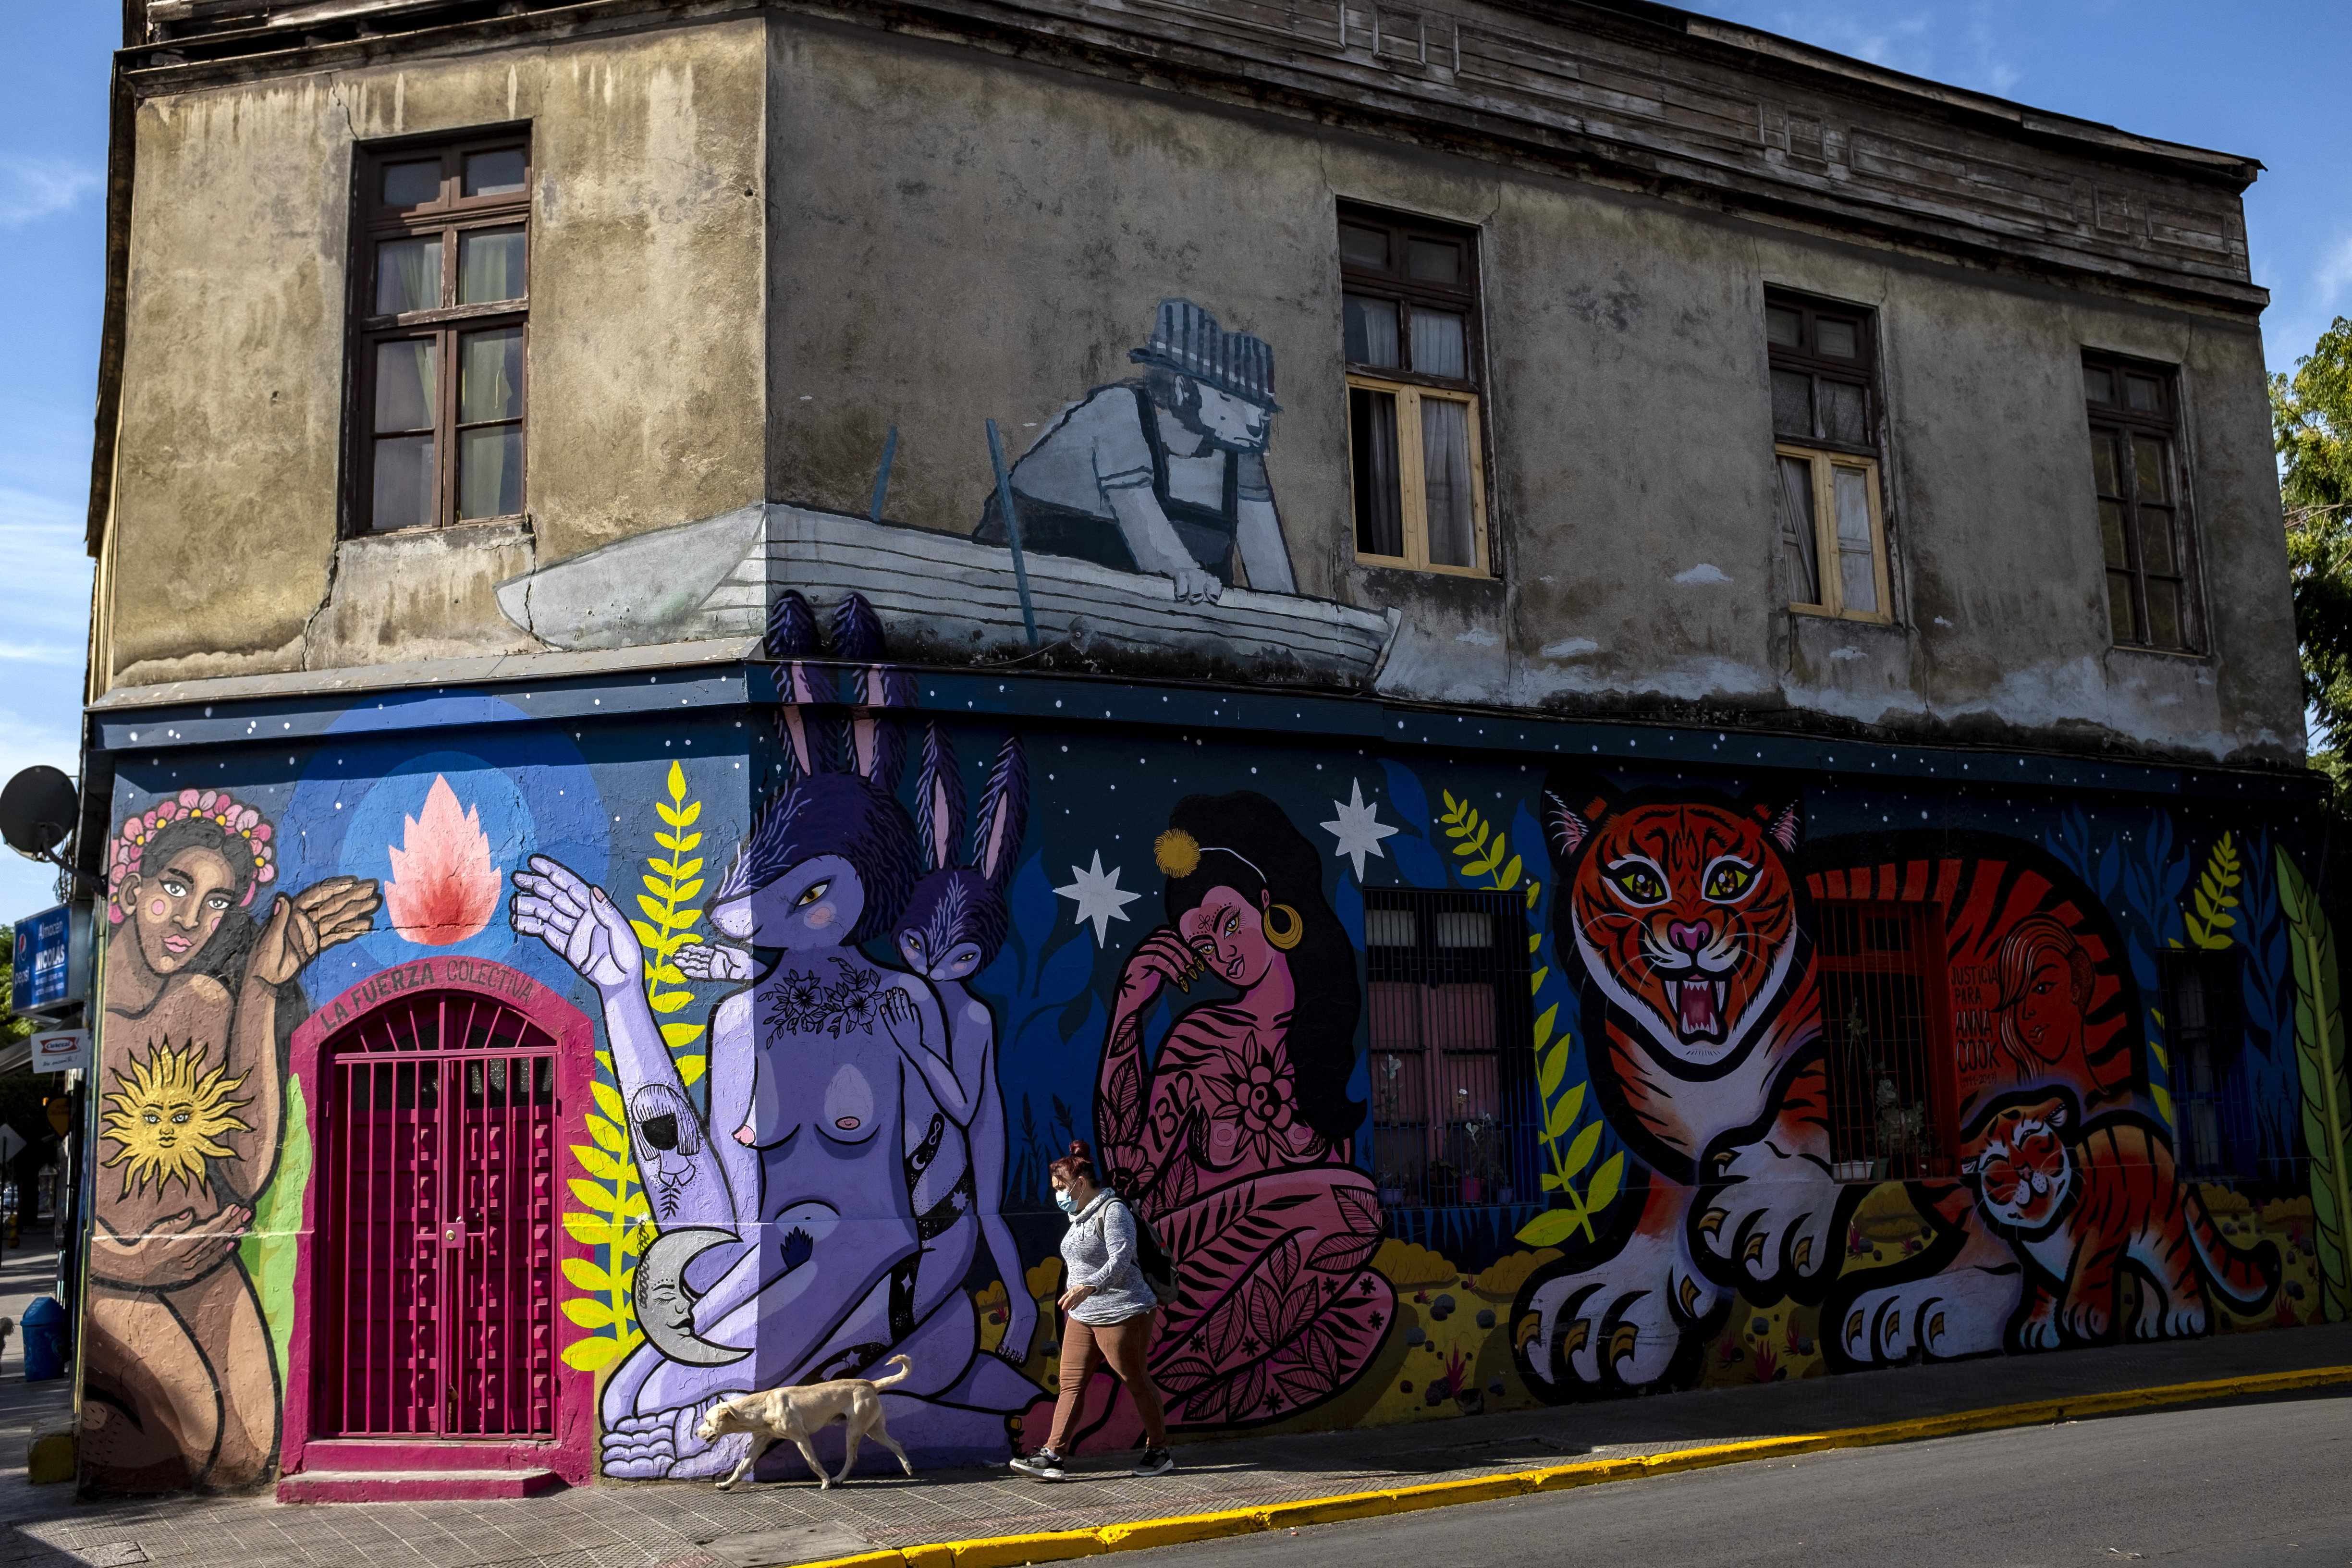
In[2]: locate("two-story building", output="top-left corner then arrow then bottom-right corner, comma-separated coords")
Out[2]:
72,0 -> 2335,1499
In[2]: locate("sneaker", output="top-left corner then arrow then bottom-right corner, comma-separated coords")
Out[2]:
1010,1448 -> 1066,1481
1131,1447 -> 1176,1477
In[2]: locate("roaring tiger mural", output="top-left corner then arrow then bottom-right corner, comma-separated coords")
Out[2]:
1957,1092 -> 2277,1349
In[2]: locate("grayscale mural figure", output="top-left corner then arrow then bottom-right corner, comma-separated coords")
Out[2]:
977,299 -> 1296,604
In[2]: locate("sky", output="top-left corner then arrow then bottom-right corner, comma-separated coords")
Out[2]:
0,2 -> 2348,923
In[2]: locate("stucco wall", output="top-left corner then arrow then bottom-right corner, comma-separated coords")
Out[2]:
762,19 -> 2299,763
103,18 -> 767,691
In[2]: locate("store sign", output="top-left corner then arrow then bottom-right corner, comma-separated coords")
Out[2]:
10,905 -> 88,1017
29,1028 -> 89,1075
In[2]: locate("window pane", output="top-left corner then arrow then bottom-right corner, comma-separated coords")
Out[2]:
375,236 -> 442,314
1434,911 -> 1491,948
381,159 -> 441,207
464,148 -> 527,198
1410,308 -> 1467,379
1772,368 -> 1813,438
2098,500 -> 2131,569
1814,318 -> 1858,359
2084,366 -> 2115,404
2145,578 -> 2183,649
1422,397 -> 1477,568
2126,373 -> 2160,413
1820,379 -> 1868,445
1366,908 -> 1417,947
1340,223 -> 1390,271
1350,386 -> 1404,557
1344,294 -> 1400,368
2140,507 -> 2177,574
1775,454 -> 1820,605
1407,238 -> 1462,284
1766,305 -> 1801,347
460,328 -> 524,423
373,340 -> 436,432
459,424 -> 523,519
2133,434 -> 2169,502
2091,428 -> 2123,497
2108,570 -> 2140,643
458,226 -> 526,304
372,435 -> 435,530
1833,465 -> 1877,613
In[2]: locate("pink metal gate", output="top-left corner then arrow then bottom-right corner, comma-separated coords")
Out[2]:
317,992 -> 559,1440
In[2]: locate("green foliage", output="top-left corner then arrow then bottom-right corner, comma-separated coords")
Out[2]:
2183,832 -> 2242,951
2275,317 -> 2352,741
239,1077 -> 309,1380
2278,846 -> 2352,1322
1437,791 -> 1537,909
0,929 -> 32,1056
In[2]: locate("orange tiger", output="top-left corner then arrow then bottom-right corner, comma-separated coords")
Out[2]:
1960,1092 -> 2277,1348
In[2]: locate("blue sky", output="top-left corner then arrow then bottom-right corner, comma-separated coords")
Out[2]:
1,2 -> 2348,922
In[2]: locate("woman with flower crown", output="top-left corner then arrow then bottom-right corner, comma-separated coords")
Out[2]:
1025,792 -> 1390,1452
86,788 -> 377,1490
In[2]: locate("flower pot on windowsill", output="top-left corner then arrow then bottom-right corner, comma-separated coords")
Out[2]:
1495,1185 -> 1515,1205
1459,1175 -> 1482,1204
1379,1187 -> 1406,1209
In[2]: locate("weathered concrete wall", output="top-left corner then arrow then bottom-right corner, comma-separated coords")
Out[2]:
763,17 -> 2298,763
103,19 -> 766,692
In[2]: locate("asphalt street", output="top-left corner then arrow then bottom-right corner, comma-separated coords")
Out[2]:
1125,1390 -> 2352,1568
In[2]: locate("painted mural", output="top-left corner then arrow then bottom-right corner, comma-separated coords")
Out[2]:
78,603 -> 2351,1492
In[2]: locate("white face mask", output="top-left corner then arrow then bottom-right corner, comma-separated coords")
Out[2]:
1055,1189 -> 1079,1215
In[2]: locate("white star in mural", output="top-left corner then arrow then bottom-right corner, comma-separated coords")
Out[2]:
1321,778 -> 1400,880
1054,850 -> 1142,944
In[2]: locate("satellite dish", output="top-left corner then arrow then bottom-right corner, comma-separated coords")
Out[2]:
0,766 -> 79,860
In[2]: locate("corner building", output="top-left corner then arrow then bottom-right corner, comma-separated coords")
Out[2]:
77,0 -> 2333,1495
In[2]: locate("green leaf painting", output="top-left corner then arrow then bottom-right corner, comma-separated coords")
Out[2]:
238,1076 -> 310,1383
2278,847 -> 2352,1322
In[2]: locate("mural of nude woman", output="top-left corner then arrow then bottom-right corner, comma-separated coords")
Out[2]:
513,730 -> 1035,1478
1030,791 -> 1391,1452
86,789 -> 379,1490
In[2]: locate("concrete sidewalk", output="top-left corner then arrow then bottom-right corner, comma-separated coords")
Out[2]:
7,1322 -> 2352,1568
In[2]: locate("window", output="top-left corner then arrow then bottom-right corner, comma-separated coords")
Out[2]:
1340,208 -> 1489,575
1767,291 -> 1891,622
1363,890 -> 1533,1212
351,134 -> 531,533
2084,353 -> 2199,652
2160,948 -> 2250,1180
1816,902 -> 1957,1181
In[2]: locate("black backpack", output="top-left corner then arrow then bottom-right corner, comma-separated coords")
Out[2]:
1113,1198 -> 1181,1307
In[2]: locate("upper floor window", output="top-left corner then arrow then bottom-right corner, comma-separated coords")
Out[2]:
351,134 -> 531,534
1340,207 -> 1490,576
1768,290 -> 1890,623
2084,352 -> 2199,652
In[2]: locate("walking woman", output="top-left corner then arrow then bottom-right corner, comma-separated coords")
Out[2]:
1011,1141 -> 1175,1481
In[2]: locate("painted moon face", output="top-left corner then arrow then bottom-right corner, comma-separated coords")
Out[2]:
632,1227 -> 751,1367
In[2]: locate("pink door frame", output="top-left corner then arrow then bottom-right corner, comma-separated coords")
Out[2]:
283,957 -> 598,1485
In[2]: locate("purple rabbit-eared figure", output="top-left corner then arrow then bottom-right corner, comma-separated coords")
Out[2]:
511,592 -> 1033,1481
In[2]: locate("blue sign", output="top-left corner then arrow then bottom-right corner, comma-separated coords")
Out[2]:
12,906 -> 70,1013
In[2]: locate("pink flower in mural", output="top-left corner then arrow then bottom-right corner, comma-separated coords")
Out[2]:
385,775 -> 501,945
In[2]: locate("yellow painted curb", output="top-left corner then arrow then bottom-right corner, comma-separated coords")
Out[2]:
790,1363 -> 2352,1568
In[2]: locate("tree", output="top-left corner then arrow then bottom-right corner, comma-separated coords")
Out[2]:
2275,315 -> 2352,746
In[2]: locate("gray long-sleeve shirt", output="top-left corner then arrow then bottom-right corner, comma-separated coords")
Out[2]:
1059,1189 -> 1161,1326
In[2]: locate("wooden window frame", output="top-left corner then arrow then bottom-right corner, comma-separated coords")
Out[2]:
1776,445 -> 1893,625
1767,288 -> 1895,623
2083,351 -> 2203,654
347,130 -> 533,536
1339,204 -> 1493,577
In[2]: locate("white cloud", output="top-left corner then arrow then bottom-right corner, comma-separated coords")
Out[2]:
2316,235 -> 2352,310
0,155 -> 100,229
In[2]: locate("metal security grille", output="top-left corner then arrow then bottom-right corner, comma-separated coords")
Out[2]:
1364,889 -> 1534,1207
2162,948 -> 2250,1180
1817,902 -> 1955,1182
317,993 -> 559,1440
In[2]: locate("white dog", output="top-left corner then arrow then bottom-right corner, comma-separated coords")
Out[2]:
694,1355 -> 917,1490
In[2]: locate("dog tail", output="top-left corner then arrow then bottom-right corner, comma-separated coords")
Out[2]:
870,1354 -> 915,1390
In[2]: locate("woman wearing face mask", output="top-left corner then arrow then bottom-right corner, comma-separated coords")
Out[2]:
1009,1141 -> 1172,1481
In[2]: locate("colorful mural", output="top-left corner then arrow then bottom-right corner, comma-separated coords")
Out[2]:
77,610 -> 2352,1492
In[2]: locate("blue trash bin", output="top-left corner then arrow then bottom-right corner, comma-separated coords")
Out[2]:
21,1295 -> 67,1382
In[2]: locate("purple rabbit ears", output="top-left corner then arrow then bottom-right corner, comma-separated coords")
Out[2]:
915,724 -> 1028,893
767,589 -> 916,787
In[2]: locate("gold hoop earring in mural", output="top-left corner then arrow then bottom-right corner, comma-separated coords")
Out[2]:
1262,902 -> 1304,950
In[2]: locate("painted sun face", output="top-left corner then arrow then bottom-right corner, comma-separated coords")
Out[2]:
720,854 -> 866,951
1180,883 -> 1277,991
131,846 -> 239,976
100,1040 -> 252,1200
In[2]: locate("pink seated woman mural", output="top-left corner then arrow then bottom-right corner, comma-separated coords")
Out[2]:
1029,792 -> 1389,1451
